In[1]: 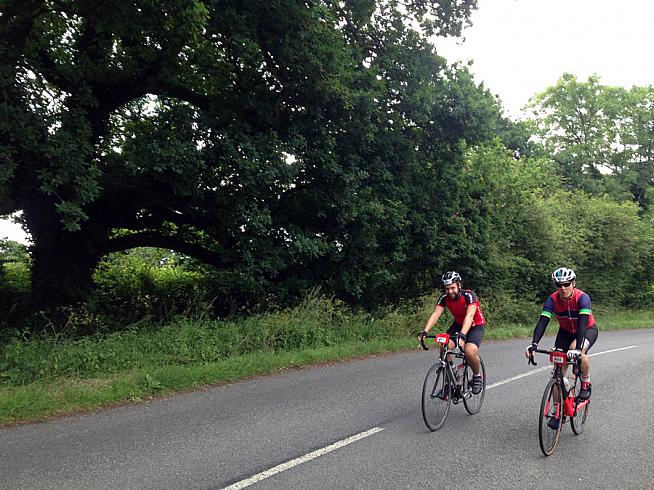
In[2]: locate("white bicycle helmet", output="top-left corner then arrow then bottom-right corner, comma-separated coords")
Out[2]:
441,271 -> 462,286
551,267 -> 576,283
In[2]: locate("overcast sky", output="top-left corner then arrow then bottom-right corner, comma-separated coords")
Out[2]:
435,0 -> 654,117
3,0 -> 653,244
0,218 -> 26,244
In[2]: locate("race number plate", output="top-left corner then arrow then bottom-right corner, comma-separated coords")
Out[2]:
549,352 -> 566,365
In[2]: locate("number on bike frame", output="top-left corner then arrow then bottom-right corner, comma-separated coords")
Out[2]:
549,352 -> 566,365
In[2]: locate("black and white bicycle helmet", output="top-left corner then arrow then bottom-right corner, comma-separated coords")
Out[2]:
441,271 -> 462,286
551,267 -> 576,283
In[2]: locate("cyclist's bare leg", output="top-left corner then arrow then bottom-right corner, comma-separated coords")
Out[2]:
464,343 -> 481,376
552,384 -> 561,403
580,353 -> 589,377
568,339 -> 590,378
446,339 -> 456,364
580,338 -> 591,377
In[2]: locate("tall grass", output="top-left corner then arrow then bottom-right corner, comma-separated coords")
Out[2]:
0,292 -> 423,386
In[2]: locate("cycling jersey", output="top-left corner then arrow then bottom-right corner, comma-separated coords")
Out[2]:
437,289 -> 485,327
541,288 -> 596,334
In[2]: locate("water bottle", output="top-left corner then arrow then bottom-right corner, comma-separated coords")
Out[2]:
562,376 -> 571,394
561,377 -> 573,415
455,363 -> 465,385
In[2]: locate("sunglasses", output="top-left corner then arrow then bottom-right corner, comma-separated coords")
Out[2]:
556,282 -> 572,288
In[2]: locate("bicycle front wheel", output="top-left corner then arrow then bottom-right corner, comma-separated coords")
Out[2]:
421,364 -> 451,431
539,378 -> 563,456
463,356 -> 486,415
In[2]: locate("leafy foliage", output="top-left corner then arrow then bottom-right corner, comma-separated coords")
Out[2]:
1,0 -> 494,318
0,240 -> 30,324
529,73 -> 654,212
538,192 -> 654,305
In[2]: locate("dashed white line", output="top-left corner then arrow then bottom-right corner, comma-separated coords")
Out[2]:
221,427 -> 384,489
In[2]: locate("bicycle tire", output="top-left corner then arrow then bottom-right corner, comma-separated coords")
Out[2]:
421,364 -> 451,431
462,356 -> 486,415
570,377 -> 590,435
539,378 -> 563,456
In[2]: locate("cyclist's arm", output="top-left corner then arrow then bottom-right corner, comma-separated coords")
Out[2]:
532,297 -> 555,345
460,303 -> 477,337
575,314 -> 588,351
423,305 -> 445,333
576,293 -> 592,350
532,314 -> 551,345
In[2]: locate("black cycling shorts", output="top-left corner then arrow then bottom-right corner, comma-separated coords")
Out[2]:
554,326 -> 598,352
447,323 -> 485,347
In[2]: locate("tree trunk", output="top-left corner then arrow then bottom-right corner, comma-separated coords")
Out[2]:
24,199 -> 102,329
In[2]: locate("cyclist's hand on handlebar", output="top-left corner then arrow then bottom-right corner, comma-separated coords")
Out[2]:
566,349 -> 581,359
417,330 -> 427,349
525,343 -> 537,359
457,332 -> 466,350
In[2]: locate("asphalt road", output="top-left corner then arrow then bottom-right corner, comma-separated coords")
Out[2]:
1,329 -> 653,489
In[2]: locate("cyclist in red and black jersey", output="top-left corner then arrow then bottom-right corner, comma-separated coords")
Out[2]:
525,267 -> 598,403
419,271 -> 485,394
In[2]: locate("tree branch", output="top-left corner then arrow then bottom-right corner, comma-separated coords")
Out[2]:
103,232 -> 229,268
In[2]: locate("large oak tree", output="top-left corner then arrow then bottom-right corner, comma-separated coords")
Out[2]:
2,0 -> 509,318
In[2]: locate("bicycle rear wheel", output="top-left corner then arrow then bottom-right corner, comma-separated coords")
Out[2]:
462,356 -> 486,415
421,364 -> 451,431
570,377 -> 590,435
539,378 -> 563,456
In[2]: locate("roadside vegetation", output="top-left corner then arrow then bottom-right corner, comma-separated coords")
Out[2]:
1,290 -> 651,425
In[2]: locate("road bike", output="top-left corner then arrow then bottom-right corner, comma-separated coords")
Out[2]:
528,348 -> 590,456
419,332 -> 486,431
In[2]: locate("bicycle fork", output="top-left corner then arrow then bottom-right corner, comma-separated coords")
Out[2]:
544,399 -> 561,421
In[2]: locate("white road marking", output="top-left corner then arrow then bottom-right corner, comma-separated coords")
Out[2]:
588,345 -> 637,357
221,427 -> 384,489
487,344 -> 638,390
486,366 -> 550,389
